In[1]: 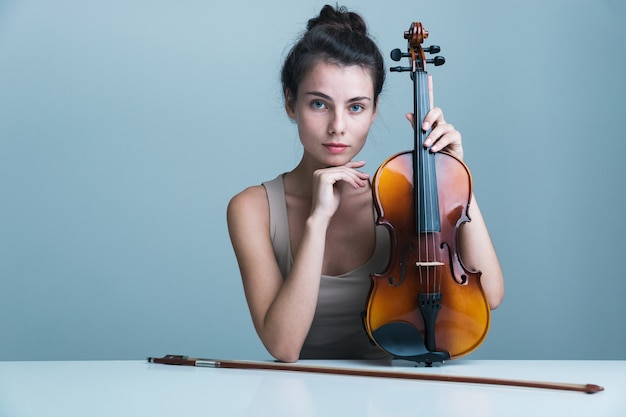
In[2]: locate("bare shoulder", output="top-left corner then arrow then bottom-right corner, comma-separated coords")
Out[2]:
227,184 -> 283,294
228,185 -> 267,212
227,185 -> 269,233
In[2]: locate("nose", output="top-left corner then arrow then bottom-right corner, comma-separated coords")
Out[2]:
328,109 -> 346,135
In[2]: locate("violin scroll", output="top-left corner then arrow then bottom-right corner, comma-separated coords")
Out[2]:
390,22 -> 445,73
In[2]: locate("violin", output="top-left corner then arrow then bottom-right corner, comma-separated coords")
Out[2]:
363,22 -> 490,365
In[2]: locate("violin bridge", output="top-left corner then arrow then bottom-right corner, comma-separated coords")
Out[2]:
415,261 -> 445,267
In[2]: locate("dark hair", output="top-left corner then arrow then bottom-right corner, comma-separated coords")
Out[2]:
281,4 -> 385,109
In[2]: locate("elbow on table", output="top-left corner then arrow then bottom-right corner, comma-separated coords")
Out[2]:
270,352 -> 300,363
255,320 -> 304,363
265,342 -> 302,363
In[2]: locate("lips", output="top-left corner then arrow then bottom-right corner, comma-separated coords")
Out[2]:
323,143 -> 348,154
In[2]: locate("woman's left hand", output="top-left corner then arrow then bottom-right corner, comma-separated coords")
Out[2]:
406,106 -> 463,161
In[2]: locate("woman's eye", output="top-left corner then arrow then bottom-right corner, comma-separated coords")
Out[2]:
311,100 -> 326,110
350,104 -> 364,113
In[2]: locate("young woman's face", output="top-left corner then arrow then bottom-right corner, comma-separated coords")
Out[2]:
286,61 -> 378,167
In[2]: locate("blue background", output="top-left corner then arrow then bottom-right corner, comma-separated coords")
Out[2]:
1,0 -> 625,360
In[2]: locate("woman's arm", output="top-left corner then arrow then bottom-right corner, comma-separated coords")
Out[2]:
459,194 -> 504,309
227,186 -> 325,362
227,164 -> 370,362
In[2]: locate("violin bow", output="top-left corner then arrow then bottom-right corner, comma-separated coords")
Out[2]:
147,355 -> 604,394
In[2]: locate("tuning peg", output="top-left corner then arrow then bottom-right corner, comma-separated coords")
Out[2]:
390,66 -> 412,72
390,48 -> 410,62
391,46 -> 443,63
426,56 -> 446,66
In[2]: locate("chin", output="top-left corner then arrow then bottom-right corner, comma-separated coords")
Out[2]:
323,154 -> 356,167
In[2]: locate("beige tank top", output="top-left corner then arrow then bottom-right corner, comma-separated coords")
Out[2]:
263,174 -> 391,359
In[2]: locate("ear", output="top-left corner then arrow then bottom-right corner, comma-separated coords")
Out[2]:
284,89 -> 296,120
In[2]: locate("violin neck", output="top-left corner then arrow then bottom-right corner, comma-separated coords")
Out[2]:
413,70 -> 440,233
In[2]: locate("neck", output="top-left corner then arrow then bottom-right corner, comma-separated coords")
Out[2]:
284,156 -> 327,198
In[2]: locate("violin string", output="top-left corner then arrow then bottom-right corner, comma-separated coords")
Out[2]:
414,70 -> 424,294
421,75 -> 429,297
427,73 -> 442,297
422,71 -> 438,298
416,70 -> 429,296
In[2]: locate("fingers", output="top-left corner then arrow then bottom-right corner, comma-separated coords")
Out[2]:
405,112 -> 416,129
310,163 -> 369,220
405,107 -> 444,132
421,106 -> 443,132
405,107 -> 464,160
344,160 -> 367,171
317,162 -> 369,189
424,122 -> 461,152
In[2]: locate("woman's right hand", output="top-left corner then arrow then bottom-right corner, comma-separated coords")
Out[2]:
309,161 -> 370,222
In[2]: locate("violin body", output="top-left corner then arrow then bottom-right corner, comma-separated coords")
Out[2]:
365,150 -> 490,363
363,21 -> 490,365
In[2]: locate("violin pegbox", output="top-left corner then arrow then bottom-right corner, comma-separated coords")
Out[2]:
390,22 -> 445,75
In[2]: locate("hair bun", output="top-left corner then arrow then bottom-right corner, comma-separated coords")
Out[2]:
307,4 -> 368,36
281,4 -> 385,111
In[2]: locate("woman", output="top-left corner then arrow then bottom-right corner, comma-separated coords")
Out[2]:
227,5 -> 504,363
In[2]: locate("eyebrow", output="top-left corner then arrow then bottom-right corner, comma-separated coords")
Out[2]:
304,91 -> 372,103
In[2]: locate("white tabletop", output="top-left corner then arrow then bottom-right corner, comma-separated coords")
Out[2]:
0,359 -> 624,417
